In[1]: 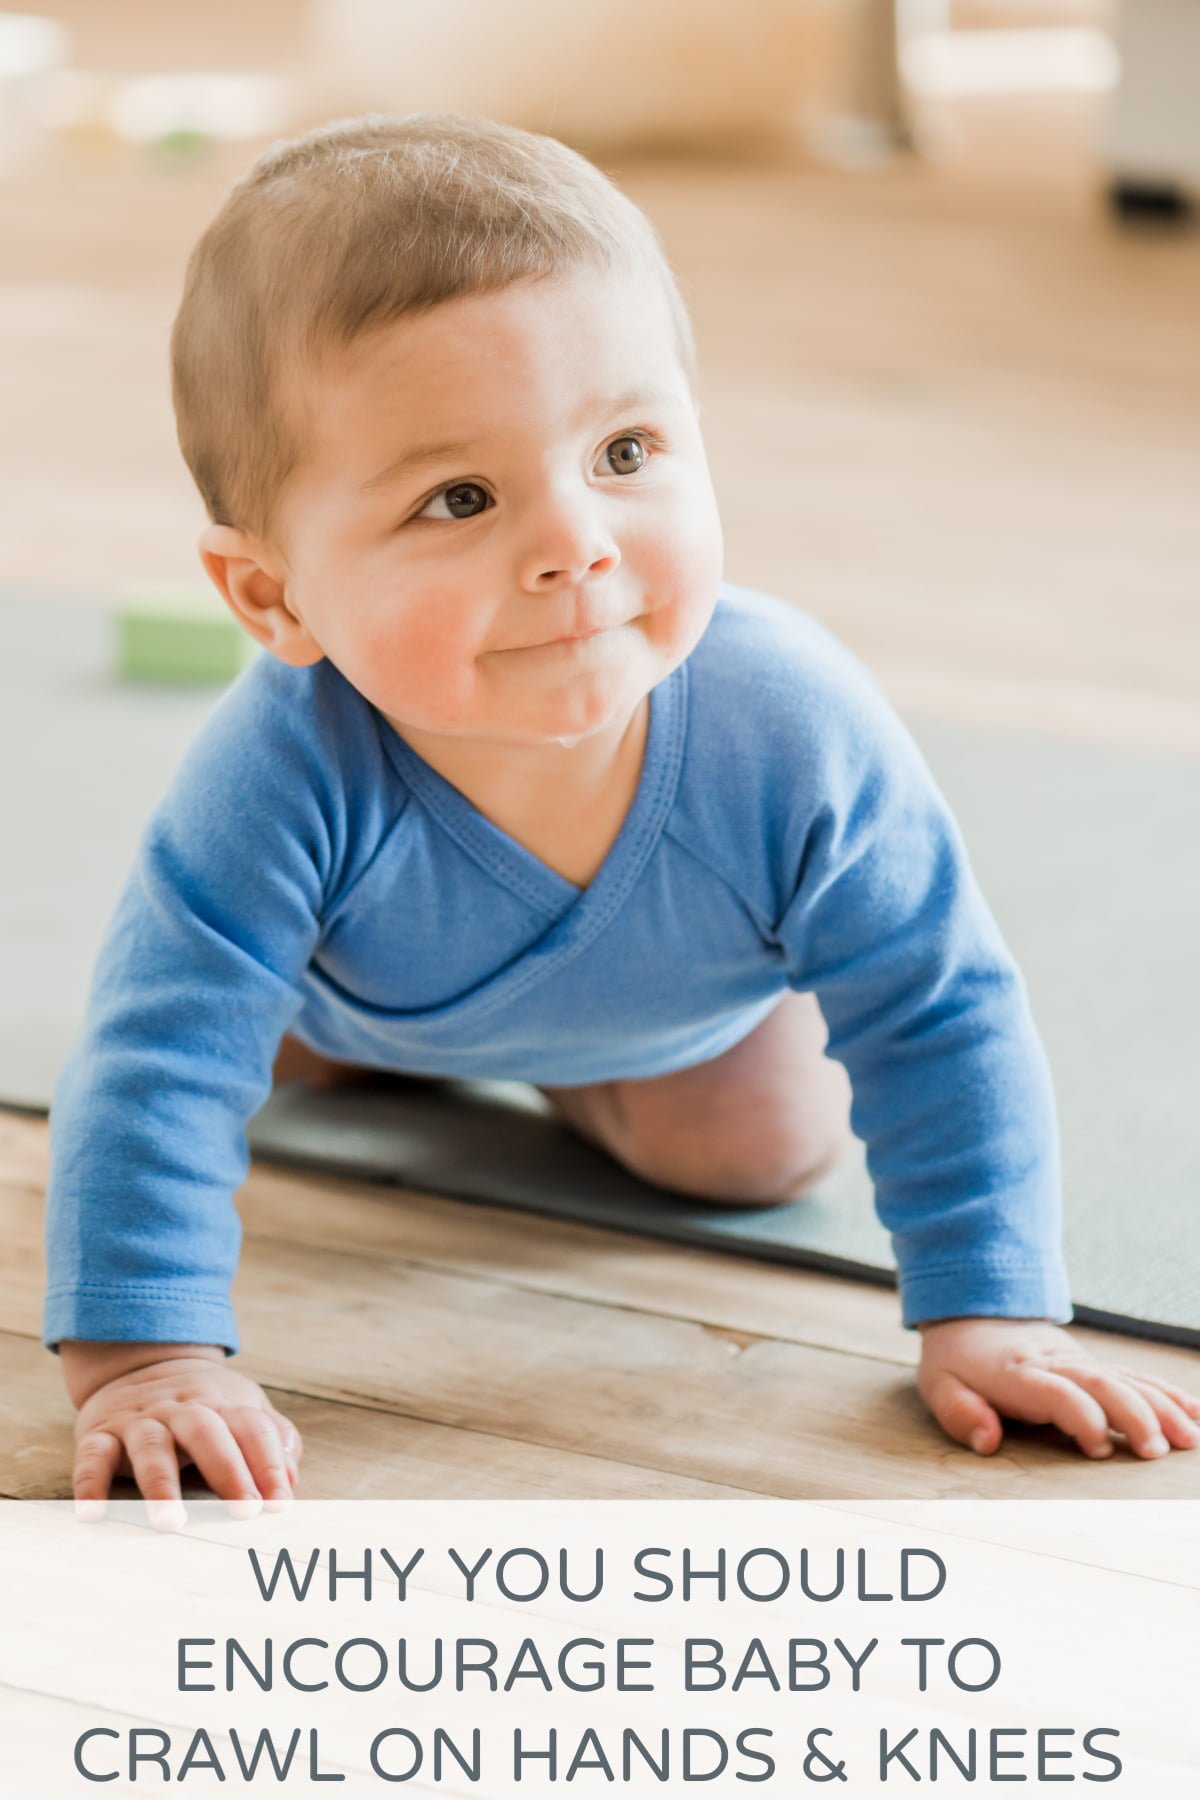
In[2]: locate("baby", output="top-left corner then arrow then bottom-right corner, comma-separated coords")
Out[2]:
46,116 -> 1199,1517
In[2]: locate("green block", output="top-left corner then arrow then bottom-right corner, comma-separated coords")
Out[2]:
116,581 -> 258,685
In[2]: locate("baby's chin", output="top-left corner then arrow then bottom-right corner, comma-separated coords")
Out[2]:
378,687 -> 645,753
377,629 -> 676,748
497,661 -> 662,746
491,701 -> 646,751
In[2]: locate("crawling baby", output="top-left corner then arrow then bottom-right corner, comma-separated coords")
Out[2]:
45,115 -> 1199,1517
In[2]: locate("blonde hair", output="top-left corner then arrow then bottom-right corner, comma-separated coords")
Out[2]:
171,113 -> 695,538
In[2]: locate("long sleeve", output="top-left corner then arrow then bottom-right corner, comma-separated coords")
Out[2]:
43,664 -> 345,1354
771,645 -> 1070,1329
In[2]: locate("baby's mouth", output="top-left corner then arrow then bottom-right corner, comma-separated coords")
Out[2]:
501,621 -> 632,653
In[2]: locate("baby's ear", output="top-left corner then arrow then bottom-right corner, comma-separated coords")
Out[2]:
197,523 -> 323,669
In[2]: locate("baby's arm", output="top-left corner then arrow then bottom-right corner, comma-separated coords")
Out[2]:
769,630 -> 1199,1456
45,662 -> 352,1504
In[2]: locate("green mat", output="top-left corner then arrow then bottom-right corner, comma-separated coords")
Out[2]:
3,593 -> 1197,1346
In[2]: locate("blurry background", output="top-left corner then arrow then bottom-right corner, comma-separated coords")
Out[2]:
1,0 -> 1196,747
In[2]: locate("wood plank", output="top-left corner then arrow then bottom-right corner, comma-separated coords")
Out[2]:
5,1194 -> 1197,1498
149,1244 -> 1200,1499
230,1163 -> 1200,1387
235,1164 -> 920,1368
0,1109 -> 48,1191
0,1331 -> 757,1504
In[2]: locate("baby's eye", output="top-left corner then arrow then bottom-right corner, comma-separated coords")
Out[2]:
417,482 -> 491,521
602,435 -> 649,477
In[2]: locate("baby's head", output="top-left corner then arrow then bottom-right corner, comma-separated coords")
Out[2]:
172,114 -> 723,750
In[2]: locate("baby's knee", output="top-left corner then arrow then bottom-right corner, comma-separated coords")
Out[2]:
624,1110 -> 851,1207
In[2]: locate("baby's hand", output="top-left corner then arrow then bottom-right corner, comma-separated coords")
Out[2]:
917,1318 -> 1200,1459
63,1344 -> 301,1525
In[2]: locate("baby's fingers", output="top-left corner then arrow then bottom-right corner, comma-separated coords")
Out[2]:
1001,1367 -> 1112,1458
1114,1369 -> 1200,1423
1119,1379 -> 1200,1452
123,1417 -> 188,1530
267,1406 -> 303,1486
169,1405 -> 262,1516
919,1371 -> 1003,1455
226,1407 -> 295,1510
1056,1367 -> 1171,1458
74,1427 -> 124,1521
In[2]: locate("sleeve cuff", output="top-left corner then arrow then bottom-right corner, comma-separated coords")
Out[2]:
899,1260 -> 1073,1331
43,1284 -> 239,1355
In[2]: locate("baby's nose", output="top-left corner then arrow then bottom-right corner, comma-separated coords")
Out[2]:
529,546 -> 619,588
518,494 -> 621,590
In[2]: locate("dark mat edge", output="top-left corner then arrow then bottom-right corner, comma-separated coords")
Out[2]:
7,1096 -> 1197,1352
240,1119 -> 1200,1352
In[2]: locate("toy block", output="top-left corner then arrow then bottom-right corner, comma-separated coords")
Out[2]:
115,581 -> 257,685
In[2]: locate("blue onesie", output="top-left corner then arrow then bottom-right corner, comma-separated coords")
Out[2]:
43,584 -> 1071,1354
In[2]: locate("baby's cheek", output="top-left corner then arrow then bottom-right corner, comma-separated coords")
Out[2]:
642,513 -> 723,652
363,607 -> 484,725
645,473 -> 721,577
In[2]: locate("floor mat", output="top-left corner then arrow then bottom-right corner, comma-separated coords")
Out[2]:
4,593 -> 1197,1345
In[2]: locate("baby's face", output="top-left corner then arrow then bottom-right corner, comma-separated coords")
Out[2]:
274,263 -> 724,747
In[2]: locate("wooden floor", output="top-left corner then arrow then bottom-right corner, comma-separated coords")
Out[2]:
2,66 -> 1198,1498
3,1107 -> 1198,1499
